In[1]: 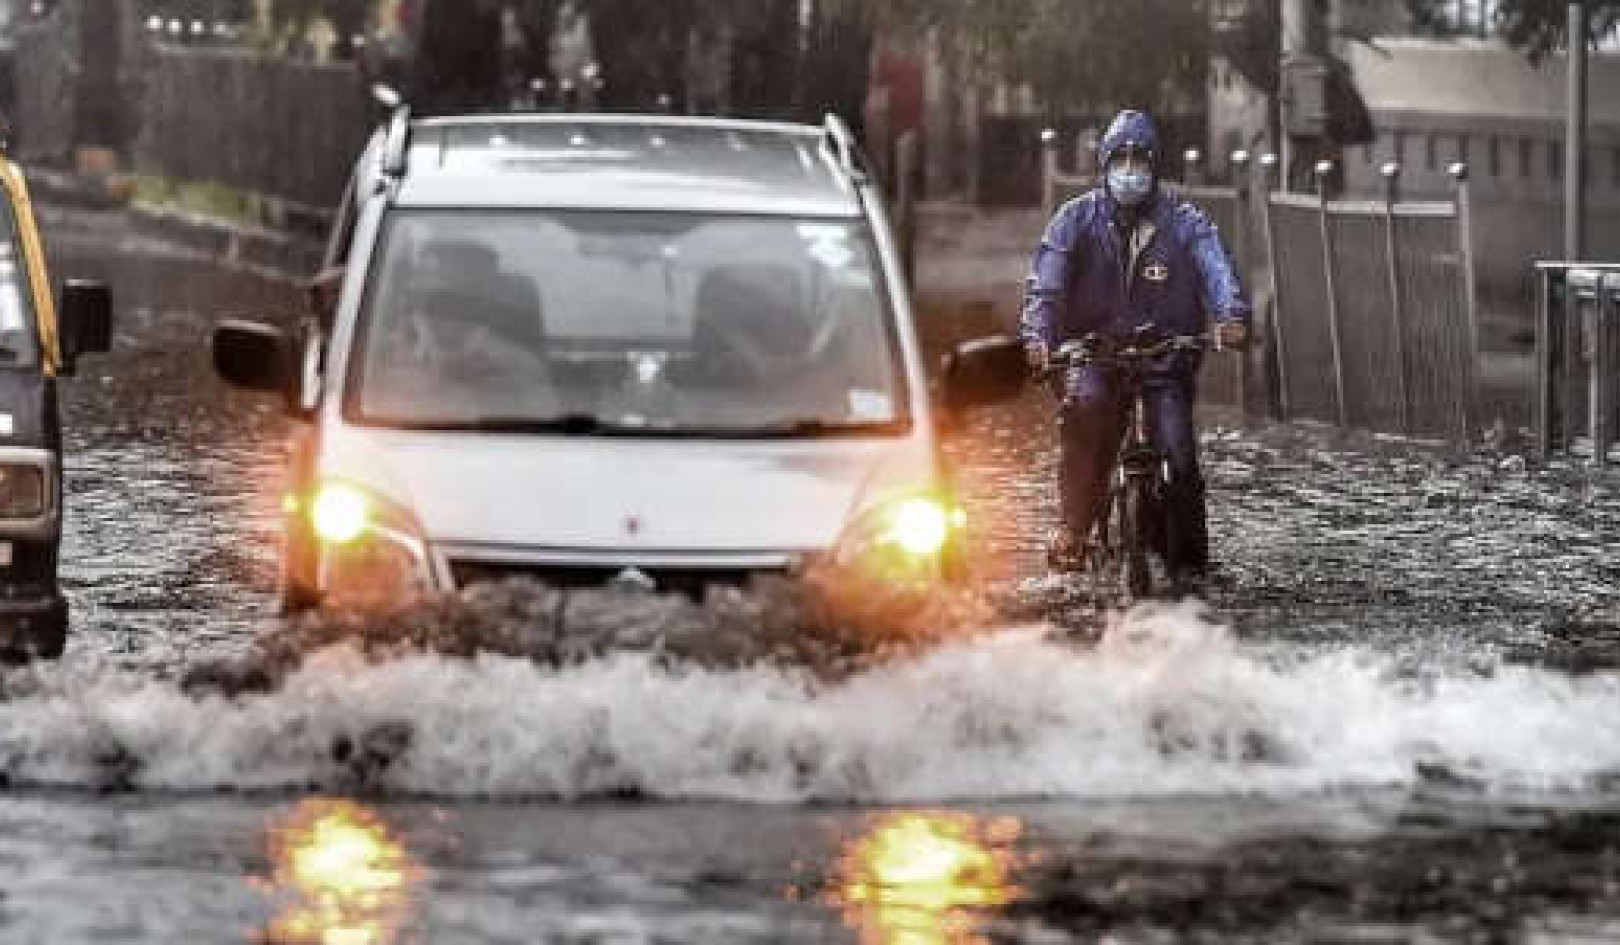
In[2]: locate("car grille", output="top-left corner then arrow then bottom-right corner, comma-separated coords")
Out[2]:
449,559 -> 786,599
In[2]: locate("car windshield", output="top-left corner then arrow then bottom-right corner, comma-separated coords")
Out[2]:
0,192 -> 40,368
349,209 -> 908,435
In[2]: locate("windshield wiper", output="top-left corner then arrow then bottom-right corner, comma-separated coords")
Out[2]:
374,414 -> 910,438
707,417 -> 911,438
455,414 -> 626,435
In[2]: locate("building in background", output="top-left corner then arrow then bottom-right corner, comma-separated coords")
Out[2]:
1342,4 -> 1620,304
1209,0 -> 1620,306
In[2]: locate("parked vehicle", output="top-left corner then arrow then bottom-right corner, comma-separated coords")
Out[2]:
214,109 -> 1023,611
0,148 -> 113,657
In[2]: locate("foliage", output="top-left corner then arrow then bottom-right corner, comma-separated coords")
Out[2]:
1408,0 -> 1620,59
841,0 -> 1213,117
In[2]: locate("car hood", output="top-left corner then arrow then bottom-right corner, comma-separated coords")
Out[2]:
320,427 -> 936,555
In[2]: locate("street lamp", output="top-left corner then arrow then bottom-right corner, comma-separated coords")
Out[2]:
1567,0 -> 1589,260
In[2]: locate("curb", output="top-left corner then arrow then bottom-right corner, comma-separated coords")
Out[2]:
23,165 -> 326,280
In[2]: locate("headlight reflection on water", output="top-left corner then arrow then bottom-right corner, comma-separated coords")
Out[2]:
261,798 -> 424,945
832,811 -> 1023,945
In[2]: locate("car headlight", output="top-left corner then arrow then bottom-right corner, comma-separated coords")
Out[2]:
832,489 -> 967,581
298,481 -> 432,607
886,496 -> 956,558
0,463 -> 46,519
311,482 -> 370,545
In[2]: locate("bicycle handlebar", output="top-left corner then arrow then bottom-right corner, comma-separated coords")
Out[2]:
1036,332 -> 1213,381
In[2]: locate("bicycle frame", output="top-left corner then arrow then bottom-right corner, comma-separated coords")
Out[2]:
1045,330 -> 1209,600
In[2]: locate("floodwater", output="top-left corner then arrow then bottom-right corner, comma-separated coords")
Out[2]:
1,205 -> 1616,942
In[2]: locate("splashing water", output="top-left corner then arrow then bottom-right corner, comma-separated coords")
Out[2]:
0,602 -> 1617,801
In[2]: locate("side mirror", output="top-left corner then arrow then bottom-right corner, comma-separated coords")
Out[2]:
213,319 -> 296,398
940,335 -> 1028,411
59,279 -> 113,373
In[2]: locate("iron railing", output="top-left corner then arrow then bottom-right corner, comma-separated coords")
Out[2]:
1039,134 -> 1482,446
1265,163 -> 1479,443
1535,263 -> 1620,465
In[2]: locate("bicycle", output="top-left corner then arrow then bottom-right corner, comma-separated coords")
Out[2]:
1038,326 -> 1216,604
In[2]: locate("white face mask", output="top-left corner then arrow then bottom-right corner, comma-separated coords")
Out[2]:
1107,167 -> 1154,206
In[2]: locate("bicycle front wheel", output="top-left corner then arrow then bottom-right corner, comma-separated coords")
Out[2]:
1119,476 -> 1155,600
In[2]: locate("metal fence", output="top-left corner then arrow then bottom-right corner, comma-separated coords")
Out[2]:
1535,263 -> 1620,464
10,7 -> 367,216
135,48 -> 370,212
1040,137 -> 1482,445
1264,182 -> 1480,443
9,20 -> 79,163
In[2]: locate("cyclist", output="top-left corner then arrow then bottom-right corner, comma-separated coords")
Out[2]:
1020,109 -> 1252,590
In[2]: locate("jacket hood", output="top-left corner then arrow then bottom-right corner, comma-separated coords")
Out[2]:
1098,110 -> 1162,171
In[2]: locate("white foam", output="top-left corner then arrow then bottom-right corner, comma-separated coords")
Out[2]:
1,602 -> 1617,801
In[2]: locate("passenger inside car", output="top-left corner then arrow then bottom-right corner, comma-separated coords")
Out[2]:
680,262 -> 874,420
367,238 -> 555,420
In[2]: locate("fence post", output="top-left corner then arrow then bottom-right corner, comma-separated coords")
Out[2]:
1040,127 -> 1058,216
1230,149 -> 1253,416
1260,152 -> 1289,420
1536,265 -> 1558,458
1594,273 -> 1616,465
1183,147 -> 1204,187
1315,160 -> 1349,428
1450,162 -> 1480,446
1381,162 -> 1413,436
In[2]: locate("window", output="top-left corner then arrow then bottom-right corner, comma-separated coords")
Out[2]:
1550,141 -> 1563,180
1393,130 -> 1407,166
1487,136 -> 1501,177
0,197 -> 42,367
350,210 -> 907,434
1457,134 -> 1471,169
1520,137 -> 1534,178
1425,134 -> 1438,171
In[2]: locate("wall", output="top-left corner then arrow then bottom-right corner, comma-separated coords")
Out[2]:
135,47 -> 370,212
10,4 -> 368,215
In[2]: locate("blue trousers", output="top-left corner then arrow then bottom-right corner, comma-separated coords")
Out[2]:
1057,367 -> 1210,574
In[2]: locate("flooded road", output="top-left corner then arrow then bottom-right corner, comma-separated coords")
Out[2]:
2,204 -> 1618,942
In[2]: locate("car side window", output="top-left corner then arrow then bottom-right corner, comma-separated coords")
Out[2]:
0,190 -> 40,367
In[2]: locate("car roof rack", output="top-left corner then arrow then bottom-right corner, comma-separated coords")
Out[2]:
822,114 -> 869,185
374,85 -> 412,180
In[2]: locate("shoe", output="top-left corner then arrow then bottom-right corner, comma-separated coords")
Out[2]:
1046,527 -> 1087,572
1169,565 -> 1212,599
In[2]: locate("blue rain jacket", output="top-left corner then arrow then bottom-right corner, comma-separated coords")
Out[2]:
1019,112 -> 1252,378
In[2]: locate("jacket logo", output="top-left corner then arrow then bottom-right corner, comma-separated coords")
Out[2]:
1144,263 -> 1170,283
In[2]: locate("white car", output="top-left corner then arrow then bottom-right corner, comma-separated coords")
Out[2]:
213,110 -> 1023,610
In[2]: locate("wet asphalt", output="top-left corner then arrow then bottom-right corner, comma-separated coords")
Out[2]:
0,201 -> 1615,942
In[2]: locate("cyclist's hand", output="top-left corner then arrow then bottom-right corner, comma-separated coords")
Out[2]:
1025,341 -> 1051,372
1214,320 -> 1251,352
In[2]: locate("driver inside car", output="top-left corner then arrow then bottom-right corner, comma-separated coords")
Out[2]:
382,241 -> 555,417
685,263 -> 873,422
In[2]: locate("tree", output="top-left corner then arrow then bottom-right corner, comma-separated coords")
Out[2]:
1408,0 -> 1620,59
848,0 -> 1212,120
266,0 -> 375,56
572,0 -> 700,109
410,0 -> 504,113
509,0 -> 567,92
